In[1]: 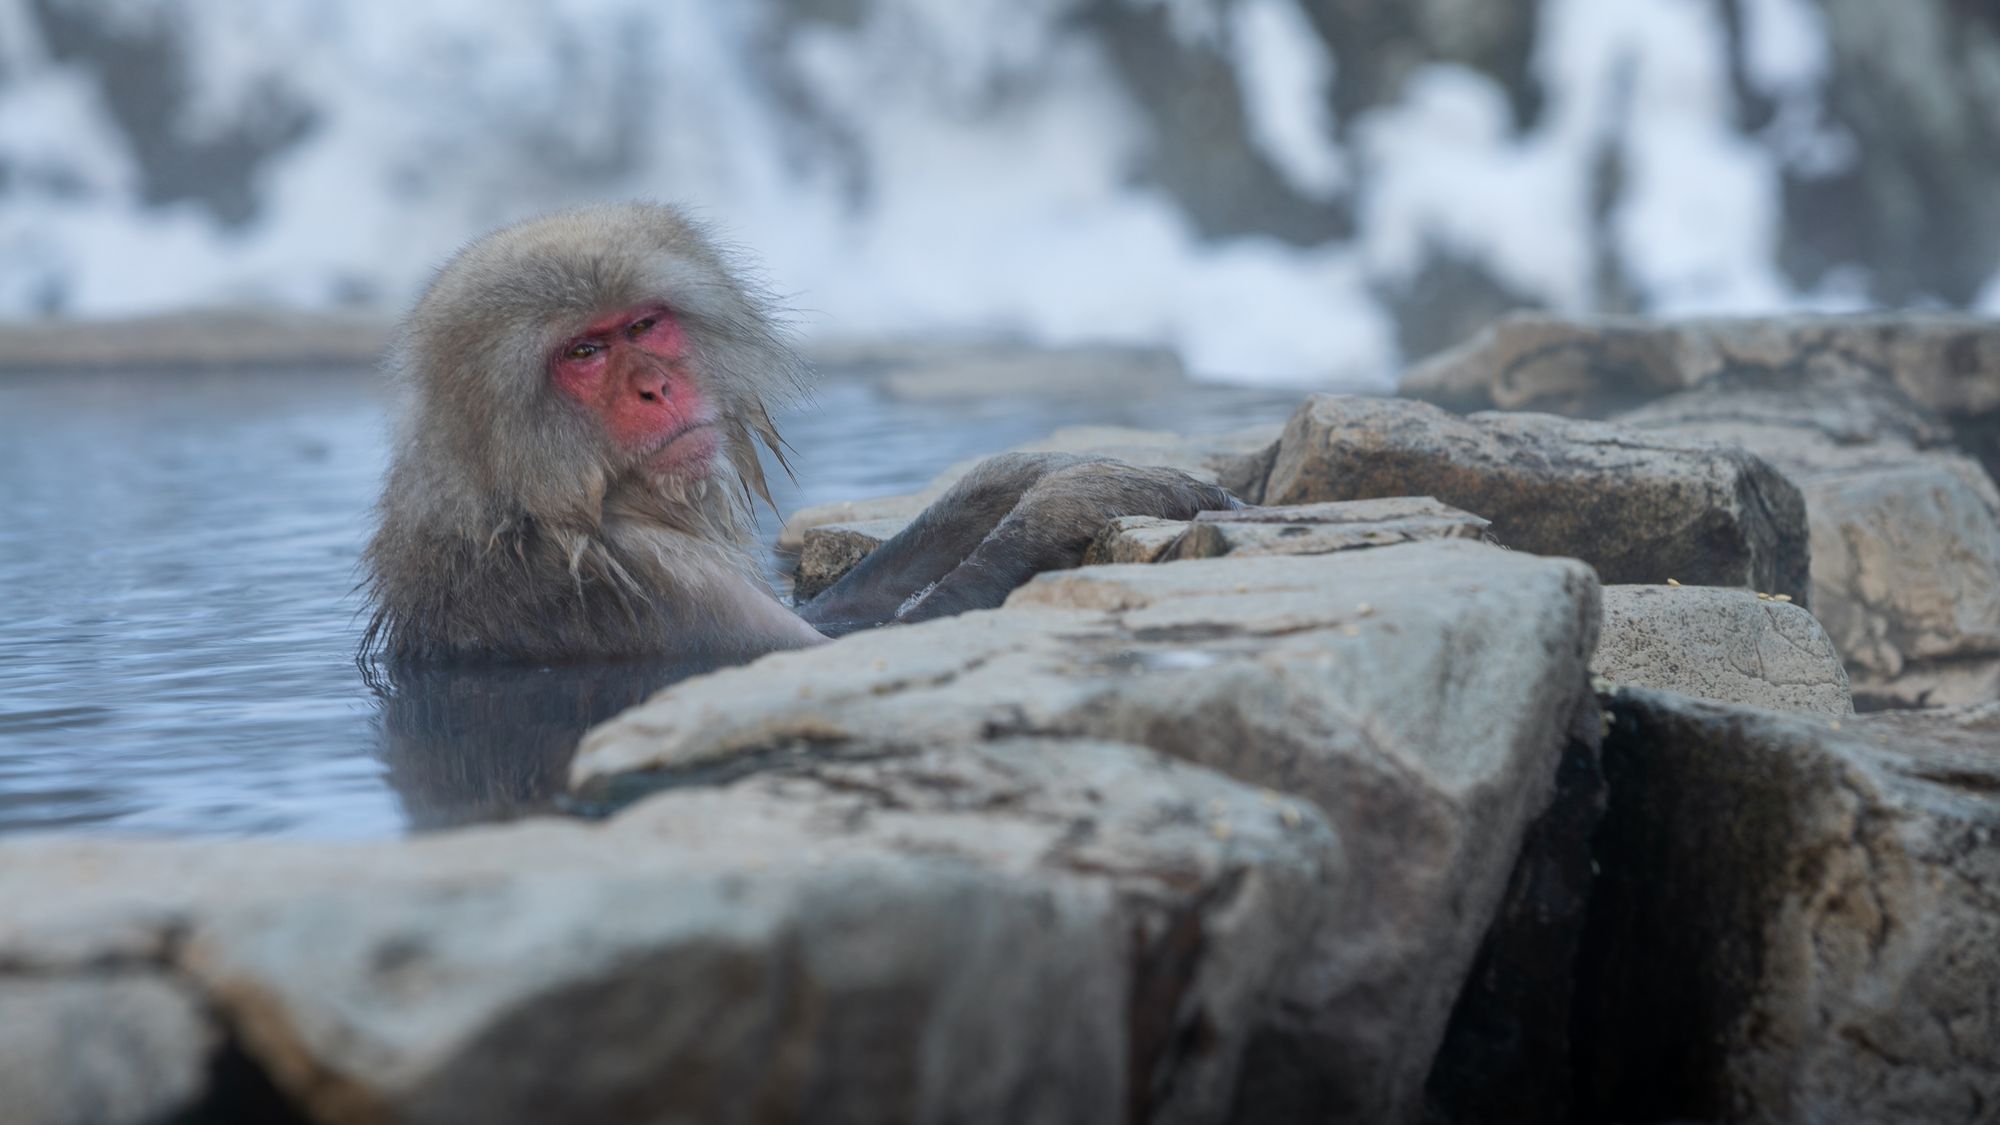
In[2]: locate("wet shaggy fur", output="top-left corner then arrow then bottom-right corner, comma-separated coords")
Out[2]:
362,202 -> 807,664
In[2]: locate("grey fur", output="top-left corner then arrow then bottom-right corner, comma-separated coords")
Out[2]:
800,453 -> 1236,633
363,202 -> 1238,666
363,201 -> 808,664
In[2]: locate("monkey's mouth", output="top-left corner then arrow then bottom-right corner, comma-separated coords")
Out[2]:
641,420 -> 720,476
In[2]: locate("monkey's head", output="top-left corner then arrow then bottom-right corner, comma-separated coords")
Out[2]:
389,201 -> 804,529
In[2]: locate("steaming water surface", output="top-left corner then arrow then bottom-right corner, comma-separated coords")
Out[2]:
0,364 -> 1303,838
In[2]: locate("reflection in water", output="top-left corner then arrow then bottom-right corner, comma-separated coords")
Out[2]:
368,657 -> 727,831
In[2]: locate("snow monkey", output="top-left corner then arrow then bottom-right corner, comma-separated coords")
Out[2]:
362,201 -> 1234,665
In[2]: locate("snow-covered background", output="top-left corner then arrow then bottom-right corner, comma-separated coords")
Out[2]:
1,0 -> 1997,386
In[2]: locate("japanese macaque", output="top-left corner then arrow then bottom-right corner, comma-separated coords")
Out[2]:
362,201 -> 1234,666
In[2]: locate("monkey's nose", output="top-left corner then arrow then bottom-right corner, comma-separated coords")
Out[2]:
630,367 -> 671,404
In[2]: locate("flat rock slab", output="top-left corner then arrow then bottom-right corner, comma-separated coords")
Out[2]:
777,423 -> 1280,550
0,976 -> 216,1125
580,539 -> 1602,1122
1175,497 -> 1490,560
1399,311 -> 2000,422
1579,691 -> 2000,1124
1082,498 -> 1491,568
1262,395 -> 1810,603
0,737 -> 1342,1125
1595,585 -> 1852,715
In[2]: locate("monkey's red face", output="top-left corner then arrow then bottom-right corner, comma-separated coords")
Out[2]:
550,303 -> 719,479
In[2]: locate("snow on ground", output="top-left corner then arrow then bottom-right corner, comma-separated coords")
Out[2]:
0,0 -> 1860,385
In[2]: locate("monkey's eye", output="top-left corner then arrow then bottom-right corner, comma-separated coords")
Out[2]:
564,342 -> 602,361
627,317 -> 656,337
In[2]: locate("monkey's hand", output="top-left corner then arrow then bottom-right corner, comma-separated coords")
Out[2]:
891,457 -> 1237,625
799,453 -> 1236,634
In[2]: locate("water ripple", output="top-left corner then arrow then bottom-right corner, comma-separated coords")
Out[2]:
0,366 -> 1301,837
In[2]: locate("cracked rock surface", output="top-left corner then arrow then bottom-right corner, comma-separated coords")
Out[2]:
0,737 -> 1342,1125
1578,690 -> 2000,1124
580,539 -> 1602,1122
1595,585 -> 1853,715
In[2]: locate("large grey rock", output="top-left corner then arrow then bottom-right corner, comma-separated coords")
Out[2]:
1595,585 -> 1853,715
1262,395 -> 1811,603
1578,691 -> 2000,1124
1795,451 -> 2000,708
1618,385 -> 2000,708
1399,312 -> 2000,424
777,423 -> 1280,550
0,737 -> 1342,1125
0,976 -> 217,1125
580,539 -> 1602,1122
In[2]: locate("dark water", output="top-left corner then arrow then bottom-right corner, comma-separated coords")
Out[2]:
0,364 -> 1305,837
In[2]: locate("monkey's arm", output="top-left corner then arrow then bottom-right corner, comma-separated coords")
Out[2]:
797,454 -> 1234,634
796,453 -> 1074,635
895,460 -> 1235,623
